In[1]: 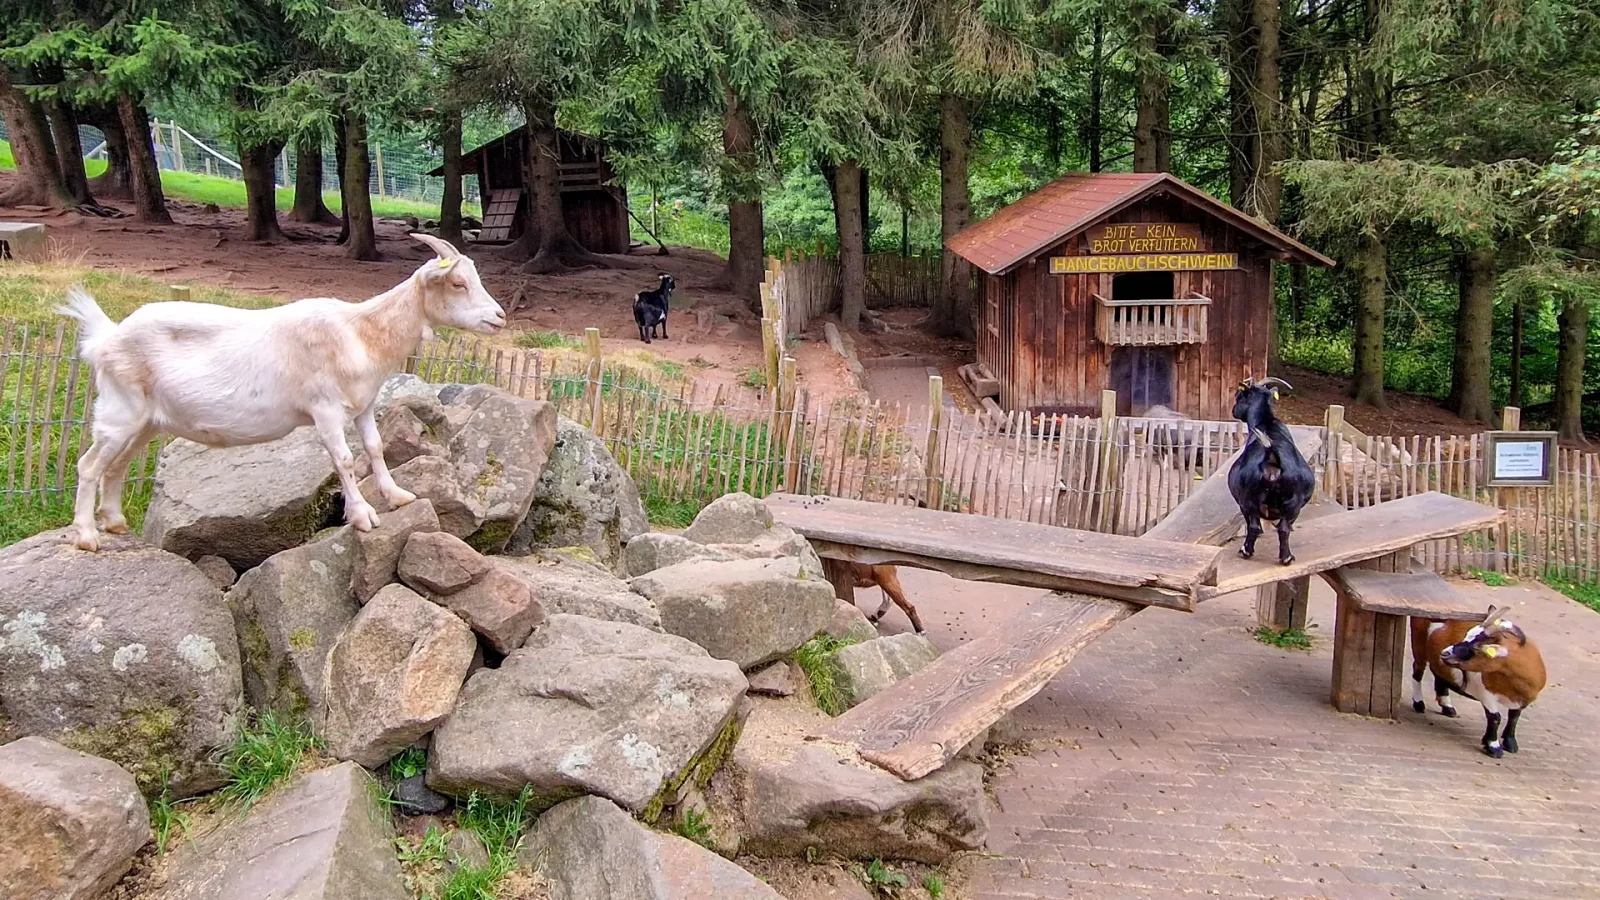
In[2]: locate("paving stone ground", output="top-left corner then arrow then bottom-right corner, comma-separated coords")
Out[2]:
872,568 -> 1600,900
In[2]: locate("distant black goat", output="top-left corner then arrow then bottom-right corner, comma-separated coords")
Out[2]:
1226,376 -> 1316,564
633,273 -> 675,343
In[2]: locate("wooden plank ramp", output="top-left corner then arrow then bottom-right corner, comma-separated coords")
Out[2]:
1199,492 -> 1501,601
1323,566 -> 1485,621
766,493 -> 1222,611
815,593 -> 1139,781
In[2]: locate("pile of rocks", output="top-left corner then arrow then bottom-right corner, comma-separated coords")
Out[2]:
0,375 -> 990,899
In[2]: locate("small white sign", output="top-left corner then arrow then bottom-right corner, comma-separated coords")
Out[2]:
1494,440 -> 1546,479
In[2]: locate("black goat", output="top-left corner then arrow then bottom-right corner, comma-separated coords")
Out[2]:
1226,376 -> 1315,564
633,273 -> 675,343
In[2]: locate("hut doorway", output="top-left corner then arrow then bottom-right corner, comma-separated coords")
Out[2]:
1108,271 -> 1176,415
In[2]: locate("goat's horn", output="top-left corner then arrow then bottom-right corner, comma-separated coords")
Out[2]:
410,232 -> 462,261
1259,376 -> 1294,392
1482,604 -> 1516,624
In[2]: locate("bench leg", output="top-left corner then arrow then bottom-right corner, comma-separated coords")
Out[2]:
1255,578 -> 1309,631
822,558 -> 856,606
1330,578 -> 1408,719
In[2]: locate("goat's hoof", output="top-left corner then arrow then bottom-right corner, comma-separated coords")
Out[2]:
101,516 -> 129,535
1504,736 -> 1519,753
385,488 -> 417,508
867,614 -> 883,625
1238,548 -> 1253,559
1439,706 -> 1458,718
73,530 -> 101,552
1279,555 -> 1294,565
1483,743 -> 1505,759
1412,700 -> 1426,714
347,505 -> 381,532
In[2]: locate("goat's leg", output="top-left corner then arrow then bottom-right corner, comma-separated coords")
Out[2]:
96,423 -> 157,534
1502,708 -> 1523,753
1240,510 -> 1263,559
1410,662 -> 1427,714
1482,707 -> 1505,758
70,439 -> 111,551
1433,672 -> 1458,717
312,407 -> 379,531
355,406 -> 415,508
869,590 -> 892,624
659,315 -> 668,340
877,569 -> 925,634
1274,516 -> 1295,565
71,396 -> 149,550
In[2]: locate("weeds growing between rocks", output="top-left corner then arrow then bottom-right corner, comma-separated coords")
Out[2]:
795,634 -> 860,716
217,713 -> 320,808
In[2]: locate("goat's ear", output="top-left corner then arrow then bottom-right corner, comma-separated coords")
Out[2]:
410,232 -> 462,261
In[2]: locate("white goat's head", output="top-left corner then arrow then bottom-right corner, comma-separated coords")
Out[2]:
409,233 -> 506,334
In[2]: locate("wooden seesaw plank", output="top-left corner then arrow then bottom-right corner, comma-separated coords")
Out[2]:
1322,566 -> 1486,621
765,493 -> 1221,611
1199,491 -> 1501,601
816,593 -> 1139,781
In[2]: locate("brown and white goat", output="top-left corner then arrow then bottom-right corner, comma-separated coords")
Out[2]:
1410,605 -> 1546,758
849,564 -> 925,634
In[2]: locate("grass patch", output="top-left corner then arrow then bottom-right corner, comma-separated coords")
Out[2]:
0,260 -> 274,324
1469,568 -> 1516,587
456,788 -> 535,857
389,747 -> 428,782
672,807 -> 715,849
1253,625 -> 1314,651
795,633 -> 859,716
148,772 -> 192,854
644,494 -> 700,528
1543,575 -> 1600,614
216,712 -> 319,808
741,366 -> 767,389
922,872 -> 946,899
514,329 -> 580,350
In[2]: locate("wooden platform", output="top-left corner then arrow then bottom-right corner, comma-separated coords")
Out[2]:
1323,566 -> 1486,621
765,493 -> 1222,610
814,592 -> 1139,780
1198,492 -> 1502,601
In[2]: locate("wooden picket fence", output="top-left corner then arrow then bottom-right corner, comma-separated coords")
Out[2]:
4,315 -> 1599,583
768,250 -> 941,336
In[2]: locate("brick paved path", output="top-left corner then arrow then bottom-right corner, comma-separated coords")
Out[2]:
879,570 -> 1600,900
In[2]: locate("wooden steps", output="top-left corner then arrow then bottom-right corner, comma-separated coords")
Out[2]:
765,493 -> 1223,610
1198,492 -> 1502,601
477,189 -> 522,242
1323,566 -> 1484,621
813,593 -> 1139,780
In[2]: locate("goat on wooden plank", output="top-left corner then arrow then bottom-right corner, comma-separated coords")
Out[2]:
57,233 -> 505,551
1226,375 -> 1315,564
633,273 -> 674,343
1410,605 -> 1546,758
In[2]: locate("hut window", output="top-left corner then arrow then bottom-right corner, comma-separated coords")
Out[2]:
1111,271 -> 1174,302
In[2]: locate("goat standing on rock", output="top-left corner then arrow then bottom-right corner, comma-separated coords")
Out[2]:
57,233 -> 506,551
1226,376 -> 1315,564
1411,605 -> 1546,758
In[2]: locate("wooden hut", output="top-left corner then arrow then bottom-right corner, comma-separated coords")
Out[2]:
947,173 -> 1334,420
427,127 -> 630,253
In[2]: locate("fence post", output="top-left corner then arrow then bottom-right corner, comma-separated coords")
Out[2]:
280,149 -> 290,189
1095,389 -> 1119,531
925,374 -> 945,511
1323,404 -> 1345,498
375,142 -> 386,198
171,121 -> 183,171
1497,406 -> 1522,575
169,285 -> 191,301
777,356 -> 800,492
583,327 -> 602,431
759,277 -> 780,392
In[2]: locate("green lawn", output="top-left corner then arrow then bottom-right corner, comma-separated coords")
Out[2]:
0,139 -> 468,220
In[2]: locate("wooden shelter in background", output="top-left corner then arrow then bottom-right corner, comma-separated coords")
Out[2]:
947,173 -> 1334,420
427,127 -> 630,253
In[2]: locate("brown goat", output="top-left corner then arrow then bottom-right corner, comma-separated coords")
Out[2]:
1410,605 -> 1547,758
849,563 -> 925,635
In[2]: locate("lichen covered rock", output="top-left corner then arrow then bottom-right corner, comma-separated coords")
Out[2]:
509,415 -> 648,571
629,557 -> 835,670
496,551 -> 661,630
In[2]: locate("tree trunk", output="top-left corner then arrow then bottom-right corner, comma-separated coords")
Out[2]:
117,95 -> 171,223
1351,230 -> 1388,408
438,109 -> 465,246
1446,248 -> 1497,424
1088,15 -> 1105,172
1227,0 -> 1257,206
936,93 -> 974,339
341,110 -> 378,260
503,102 -> 617,273
335,114 -> 351,244
1132,9 -> 1171,174
1246,0 -> 1282,221
722,86 -> 765,311
1509,293 -> 1526,407
0,63 -> 77,209
835,160 -> 866,332
290,136 -> 337,225
1555,293 -> 1589,442
240,140 -> 286,242
45,100 -> 93,205
86,106 -> 132,199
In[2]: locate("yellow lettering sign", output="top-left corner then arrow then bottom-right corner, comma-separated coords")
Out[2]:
1086,223 -> 1204,254
1049,253 -> 1239,274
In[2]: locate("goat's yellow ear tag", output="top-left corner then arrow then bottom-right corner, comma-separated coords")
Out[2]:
437,258 -> 452,269
1482,645 -> 1502,658
1270,388 -> 1280,400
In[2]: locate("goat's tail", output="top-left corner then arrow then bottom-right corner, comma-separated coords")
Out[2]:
55,285 -> 116,365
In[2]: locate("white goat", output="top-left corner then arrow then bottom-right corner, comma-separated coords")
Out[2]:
57,233 -> 506,552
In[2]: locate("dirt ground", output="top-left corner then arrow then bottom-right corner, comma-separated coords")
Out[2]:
0,188 -> 1512,439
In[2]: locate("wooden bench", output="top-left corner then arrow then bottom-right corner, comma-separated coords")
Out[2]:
765,493 -> 1224,611
1322,561 -> 1487,718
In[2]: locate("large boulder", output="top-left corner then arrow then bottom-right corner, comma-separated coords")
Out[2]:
349,499 -> 441,604
823,599 -> 879,644
151,762 -> 408,900
318,585 -> 476,768
428,614 -> 747,813
0,736 -> 151,900
496,551 -> 661,630
228,528 -> 361,718
823,633 -> 940,710
624,533 -> 733,578
364,456 -> 485,540
708,698 -> 986,864
398,531 -> 490,595
0,531 -> 243,797
679,493 -> 824,578
525,795 -> 781,900
141,427 -> 340,570
444,389 -> 559,553
508,415 -> 649,571
629,557 -> 835,670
